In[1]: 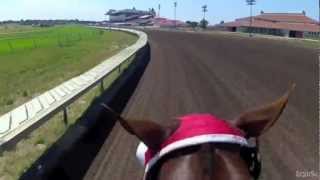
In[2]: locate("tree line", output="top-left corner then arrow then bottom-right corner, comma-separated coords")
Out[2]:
186,19 -> 209,29
0,19 -> 97,26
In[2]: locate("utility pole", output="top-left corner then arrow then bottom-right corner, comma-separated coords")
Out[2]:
246,0 -> 256,37
174,1 -> 177,28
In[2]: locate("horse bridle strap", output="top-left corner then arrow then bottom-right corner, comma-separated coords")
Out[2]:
137,140 -> 261,180
240,138 -> 261,180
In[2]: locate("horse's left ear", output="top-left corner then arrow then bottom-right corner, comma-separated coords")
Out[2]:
101,104 -> 179,150
233,84 -> 295,138
117,119 -> 179,150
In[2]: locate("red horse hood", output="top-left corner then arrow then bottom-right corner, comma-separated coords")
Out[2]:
136,113 -> 248,176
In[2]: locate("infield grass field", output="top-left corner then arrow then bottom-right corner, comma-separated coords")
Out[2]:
0,24 -> 137,180
0,25 -> 137,115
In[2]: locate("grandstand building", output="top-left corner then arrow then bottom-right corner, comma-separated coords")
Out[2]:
105,8 -> 186,27
106,8 -> 155,23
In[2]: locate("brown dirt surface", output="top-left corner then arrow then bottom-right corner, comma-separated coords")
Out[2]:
84,30 -> 319,180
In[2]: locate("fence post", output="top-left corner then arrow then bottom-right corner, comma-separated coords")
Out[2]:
100,79 -> 104,93
63,107 -> 68,125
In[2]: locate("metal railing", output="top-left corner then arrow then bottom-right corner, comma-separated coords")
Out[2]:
0,27 -> 148,147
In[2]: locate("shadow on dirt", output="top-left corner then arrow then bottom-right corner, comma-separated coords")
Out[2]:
20,43 -> 151,180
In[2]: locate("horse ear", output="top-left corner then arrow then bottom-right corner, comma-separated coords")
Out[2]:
233,84 -> 295,138
118,119 -> 179,150
101,104 -> 179,150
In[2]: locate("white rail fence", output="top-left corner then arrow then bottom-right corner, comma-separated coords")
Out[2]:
0,27 -> 148,147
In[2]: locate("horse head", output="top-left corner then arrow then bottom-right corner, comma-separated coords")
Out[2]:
102,85 -> 294,180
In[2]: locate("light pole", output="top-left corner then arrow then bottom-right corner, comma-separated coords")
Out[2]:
158,4 -> 161,17
174,1 -> 177,28
246,0 -> 256,37
202,5 -> 208,21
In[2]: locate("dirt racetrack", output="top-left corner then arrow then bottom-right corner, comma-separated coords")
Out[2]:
84,30 -> 319,180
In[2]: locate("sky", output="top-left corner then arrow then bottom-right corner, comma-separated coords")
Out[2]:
0,0 -> 319,24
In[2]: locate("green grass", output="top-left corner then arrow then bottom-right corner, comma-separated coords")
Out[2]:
0,25 -> 111,53
206,31 -> 320,50
298,39 -> 320,49
306,36 -> 320,41
0,24 -> 137,179
0,56 -> 135,180
0,25 -> 137,115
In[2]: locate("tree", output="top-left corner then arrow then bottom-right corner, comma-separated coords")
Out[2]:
200,19 -> 209,29
186,21 -> 198,29
150,8 -> 156,16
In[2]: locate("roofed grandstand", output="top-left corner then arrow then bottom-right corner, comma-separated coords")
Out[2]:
105,8 -> 186,27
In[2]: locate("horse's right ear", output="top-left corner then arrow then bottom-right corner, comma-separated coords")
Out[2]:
101,104 -> 179,150
233,84 -> 295,138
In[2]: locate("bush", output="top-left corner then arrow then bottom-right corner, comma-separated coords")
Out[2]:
6,99 -> 14,105
186,21 -> 199,29
22,91 -> 28,97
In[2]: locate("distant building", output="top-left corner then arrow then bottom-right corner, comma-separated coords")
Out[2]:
106,8 -> 155,23
153,17 -> 186,27
105,8 -> 186,28
219,11 -> 320,38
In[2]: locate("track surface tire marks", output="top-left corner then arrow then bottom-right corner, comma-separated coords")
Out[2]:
85,30 -> 318,180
